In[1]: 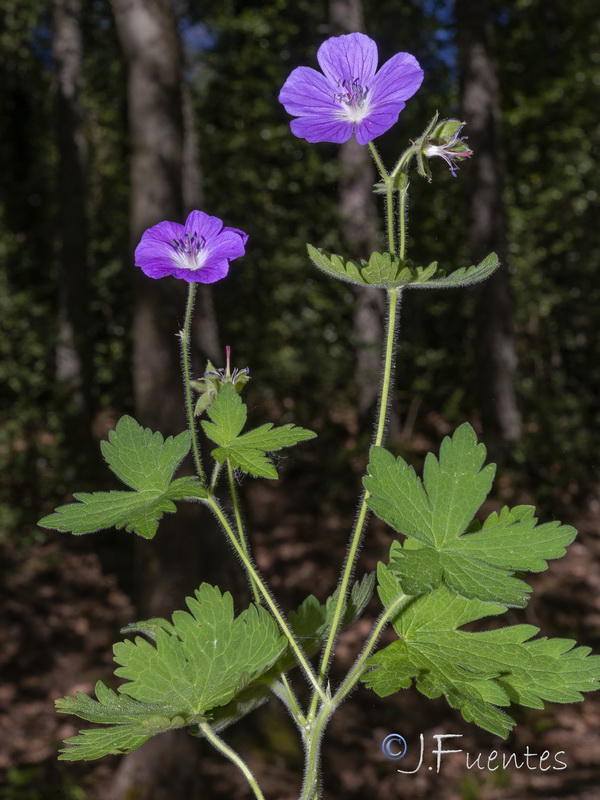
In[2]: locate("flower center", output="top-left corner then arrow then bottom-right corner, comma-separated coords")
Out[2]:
170,232 -> 208,271
334,77 -> 370,123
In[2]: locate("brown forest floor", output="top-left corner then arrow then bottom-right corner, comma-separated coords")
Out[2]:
2,467 -> 600,800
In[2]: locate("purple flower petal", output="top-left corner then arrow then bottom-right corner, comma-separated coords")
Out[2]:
191,258 -> 231,284
134,210 -> 247,283
134,221 -> 186,278
279,32 -> 423,145
211,228 -> 248,259
355,103 -> 406,145
368,52 -> 424,107
316,33 -> 378,87
184,210 -> 224,241
290,116 -> 354,144
278,67 -> 340,116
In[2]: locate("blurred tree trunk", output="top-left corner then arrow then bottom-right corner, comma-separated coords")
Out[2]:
106,1 -> 228,796
329,0 -> 385,424
52,0 -> 92,429
456,0 -> 522,462
182,70 -> 221,364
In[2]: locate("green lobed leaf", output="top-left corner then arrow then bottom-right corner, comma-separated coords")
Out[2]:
364,423 -> 576,606
38,417 -> 207,538
58,726 -> 153,761
307,245 -> 409,288
56,584 -> 287,760
365,567 -> 600,738
205,575 -> 376,735
99,416 -> 191,491
360,252 -> 399,284
202,383 -> 316,479
409,252 -> 500,289
307,245 -> 499,291
200,381 -> 247,446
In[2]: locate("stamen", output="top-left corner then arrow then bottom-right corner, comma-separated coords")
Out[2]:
170,231 -> 208,270
333,76 -> 370,123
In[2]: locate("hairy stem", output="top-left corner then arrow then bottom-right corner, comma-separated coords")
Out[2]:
368,142 -> 395,255
398,180 -> 409,261
199,721 -> 266,800
302,593 -> 409,800
308,286 -> 401,725
226,460 -> 260,604
272,674 -> 307,728
181,283 -> 206,486
307,154 -> 406,738
332,591 -> 408,707
207,497 -> 327,703
224,465 -> 307,723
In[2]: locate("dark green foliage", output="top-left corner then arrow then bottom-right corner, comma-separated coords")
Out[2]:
2,0 -> 599,544
494,0 -> 600,500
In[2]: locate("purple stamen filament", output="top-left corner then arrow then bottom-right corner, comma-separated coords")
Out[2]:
334,77 -> 369,117
170,233 -> 208,270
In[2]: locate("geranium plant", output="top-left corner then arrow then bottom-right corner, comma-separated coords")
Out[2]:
40,33 -> 600,800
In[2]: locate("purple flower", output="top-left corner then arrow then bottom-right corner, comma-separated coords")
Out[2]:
423,126 -> 473,177
278,32 -> 423,145
134,210 -> 248,283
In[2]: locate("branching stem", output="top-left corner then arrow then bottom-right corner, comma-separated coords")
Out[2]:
207,497 -> 327,704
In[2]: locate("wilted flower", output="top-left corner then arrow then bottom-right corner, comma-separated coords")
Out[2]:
278,32 -> 423,145
415,116 -> 473,180
191,346 -> 250,416
135,210 -> 248,283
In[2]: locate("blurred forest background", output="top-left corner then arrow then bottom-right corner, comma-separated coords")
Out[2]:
1,0 -> 599,798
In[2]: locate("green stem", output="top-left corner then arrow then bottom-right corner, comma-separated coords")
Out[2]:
386,180 -> 396,256
301,593 -> 408,800
374,288 -> 401,448
207,497 -> 327,703
368,142 -> 395,256
390,146 -> 417,182
226,461 -> 260,604
272,675 -> 307,728
199,721 -> 266,800
308,150 -> 406,728
398,181 -> 409,261
331,591 -> 408,707
181,283 -> 206,486
301,708 -> 329,800
224,465 -> 305,719
210,461 -> 222,492
308,287 -> 401,723
367,141 -> 388,179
